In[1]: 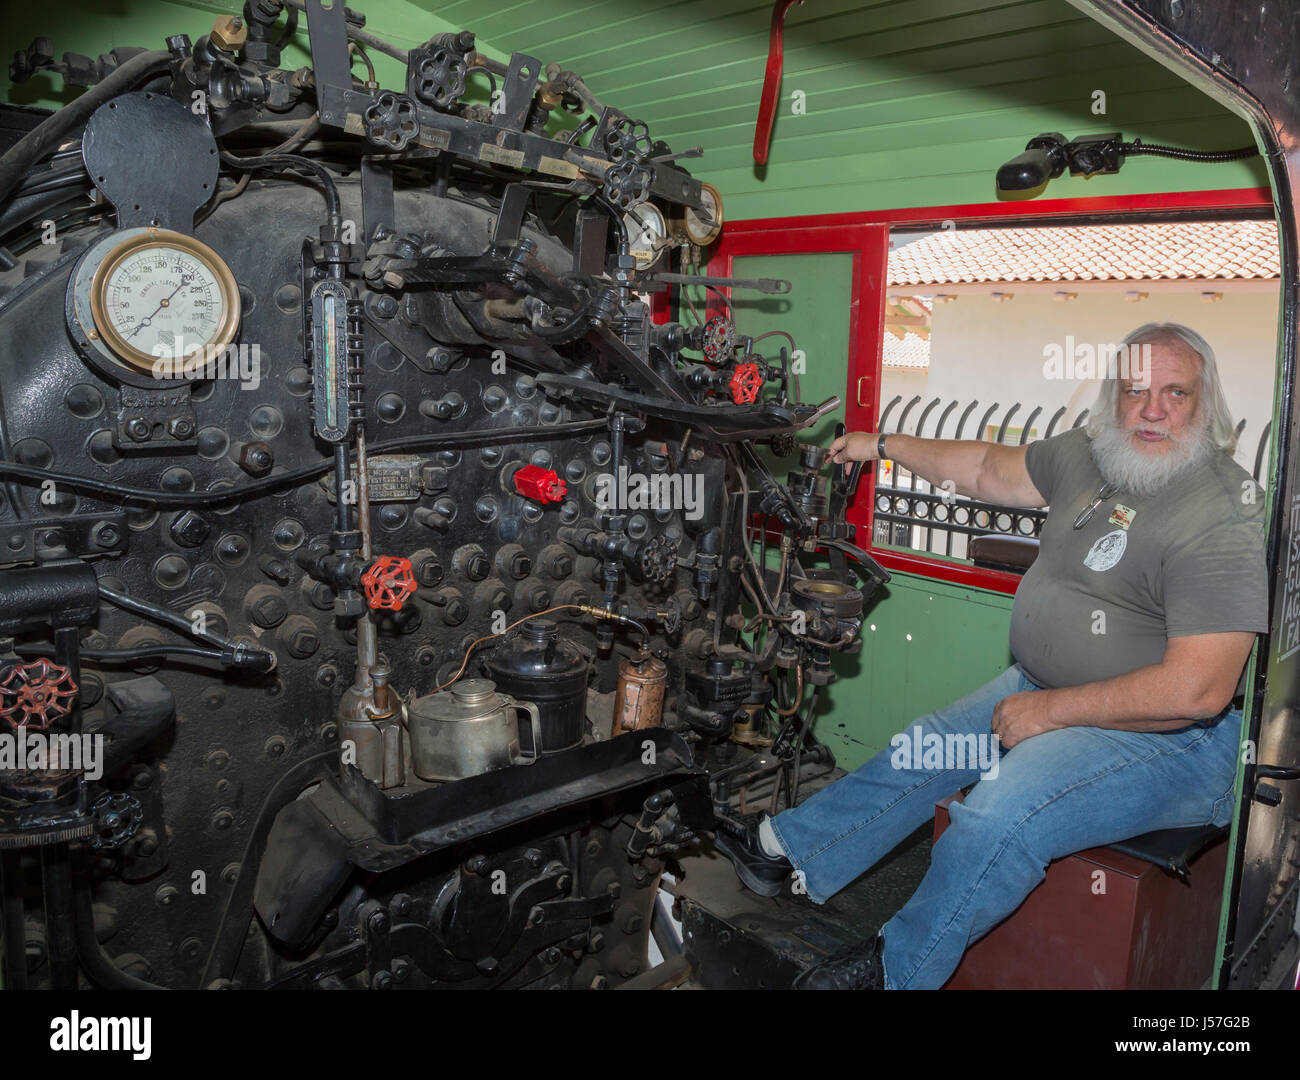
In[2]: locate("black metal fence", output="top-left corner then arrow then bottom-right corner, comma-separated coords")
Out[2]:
869,393 -> 1272,561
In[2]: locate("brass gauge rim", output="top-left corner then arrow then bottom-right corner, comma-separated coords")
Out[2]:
88,227 -> 241,376
683,182 -> 723,247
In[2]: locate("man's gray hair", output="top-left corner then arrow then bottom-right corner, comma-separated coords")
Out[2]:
1084,321 -> 1238,452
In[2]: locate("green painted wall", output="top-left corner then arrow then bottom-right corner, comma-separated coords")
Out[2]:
820,572 -> 1015,770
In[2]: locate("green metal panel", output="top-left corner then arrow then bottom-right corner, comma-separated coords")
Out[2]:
820,571 -> 1015,771
729,251 -> 850,449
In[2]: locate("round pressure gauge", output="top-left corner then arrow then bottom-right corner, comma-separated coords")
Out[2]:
623,203 -> 668,269
681,182 -> 723,247
86,228 -> 240,375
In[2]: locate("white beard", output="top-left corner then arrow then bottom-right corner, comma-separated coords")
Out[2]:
1087,412 -> 1216,498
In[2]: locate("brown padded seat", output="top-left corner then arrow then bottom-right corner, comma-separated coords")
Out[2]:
969,533 -> 1040,573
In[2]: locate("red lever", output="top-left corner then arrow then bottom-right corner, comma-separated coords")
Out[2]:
729,362 -> 764,404
0,659 -> 78,730
362,556 -> 417,611
753,0 -> 805,165
514,464 -> 567,503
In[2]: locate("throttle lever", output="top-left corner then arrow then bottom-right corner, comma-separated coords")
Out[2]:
833,539 -> 891,589
827,422 -> 864,515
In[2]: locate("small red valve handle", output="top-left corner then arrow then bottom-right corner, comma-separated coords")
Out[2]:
514,464 -> 567,503
0,658 -> 78,730
362,555 -> 418,611
729,362 -> 764,405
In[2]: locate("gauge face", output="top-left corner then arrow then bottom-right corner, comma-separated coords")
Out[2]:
89,229 -> 240,375
683,182 -> 723,247
624,204 -> 668,270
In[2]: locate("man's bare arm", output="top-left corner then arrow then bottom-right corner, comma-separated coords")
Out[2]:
828,431 -> 1047,508
993,632 -> 1255,747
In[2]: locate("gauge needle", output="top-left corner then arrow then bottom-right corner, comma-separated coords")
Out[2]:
127,275 -> 191,339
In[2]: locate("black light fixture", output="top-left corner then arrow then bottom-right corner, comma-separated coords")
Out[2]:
995,132 -> 1258,199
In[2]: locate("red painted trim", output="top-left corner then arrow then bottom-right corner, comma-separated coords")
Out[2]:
872,549 -> 1024,595
721,188 -> 1274,234
698,186 -> 1273,594
649,288 -> 672,325
708,221 -> 889,527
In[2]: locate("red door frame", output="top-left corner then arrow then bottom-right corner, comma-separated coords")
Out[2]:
691,186 -> 1275,594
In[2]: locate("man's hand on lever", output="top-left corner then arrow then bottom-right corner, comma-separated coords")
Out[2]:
828,430 -> 1048,509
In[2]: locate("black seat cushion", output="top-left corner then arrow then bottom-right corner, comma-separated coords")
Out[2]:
1106,824 -> 1228,879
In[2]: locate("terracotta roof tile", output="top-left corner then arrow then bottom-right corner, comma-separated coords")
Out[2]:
887,220 -> 1279,286
882,331 -> 930,369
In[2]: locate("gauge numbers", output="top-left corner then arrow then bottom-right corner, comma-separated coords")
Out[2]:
89,229 -> 240,374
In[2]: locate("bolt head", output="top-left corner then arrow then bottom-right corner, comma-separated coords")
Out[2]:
237,442 -> 274,476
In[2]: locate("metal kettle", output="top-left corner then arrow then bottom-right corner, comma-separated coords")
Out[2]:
407,678 -> 542,782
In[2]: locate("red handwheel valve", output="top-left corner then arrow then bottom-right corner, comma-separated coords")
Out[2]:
0,659 -> 78,730
729,362 -> 764,405
514,464 -> 567,503
362,556 -> 418,611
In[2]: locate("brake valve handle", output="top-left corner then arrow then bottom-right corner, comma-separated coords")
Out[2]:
514,464 -> 567,503
361,556 -> 418,611
729,362 -> 763,404
0,659 -> 78,730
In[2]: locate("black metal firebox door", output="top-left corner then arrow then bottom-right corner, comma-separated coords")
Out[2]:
1069,0 -> 1300,989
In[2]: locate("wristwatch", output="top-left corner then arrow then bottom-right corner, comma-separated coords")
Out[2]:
877,433 -> 889,460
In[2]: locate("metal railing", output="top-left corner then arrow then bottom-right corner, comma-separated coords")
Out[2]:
869,393 -> 1272,562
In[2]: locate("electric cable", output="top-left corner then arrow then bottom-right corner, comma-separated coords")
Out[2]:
0,49 -> 172,210
1121,140 -> 1257,163
218,150 -> 341,222
97,583 -> 277,672
17,644 -> 234,665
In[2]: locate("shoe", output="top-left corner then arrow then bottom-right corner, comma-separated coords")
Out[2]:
792,933 -> 885,990
712,813 -> 792,898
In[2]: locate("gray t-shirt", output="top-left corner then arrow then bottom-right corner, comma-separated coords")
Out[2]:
1010,427 -> 1268,693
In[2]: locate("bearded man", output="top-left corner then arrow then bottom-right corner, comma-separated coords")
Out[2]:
715,322 -> 1268,990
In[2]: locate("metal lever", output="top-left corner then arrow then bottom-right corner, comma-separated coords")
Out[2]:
648,272 -> 791,294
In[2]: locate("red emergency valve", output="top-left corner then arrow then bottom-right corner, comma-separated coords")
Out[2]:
362,556 -> 418,611
514,464 -> 567,503
729,362 -> 764,404
0,659 -> 78,730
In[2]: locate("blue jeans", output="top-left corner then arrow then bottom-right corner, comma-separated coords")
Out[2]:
768,664 -> 1242,989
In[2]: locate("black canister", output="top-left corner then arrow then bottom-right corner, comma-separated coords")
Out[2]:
485,619 -> 590,753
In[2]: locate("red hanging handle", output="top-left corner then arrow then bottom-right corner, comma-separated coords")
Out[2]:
753,0 -> 805,165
